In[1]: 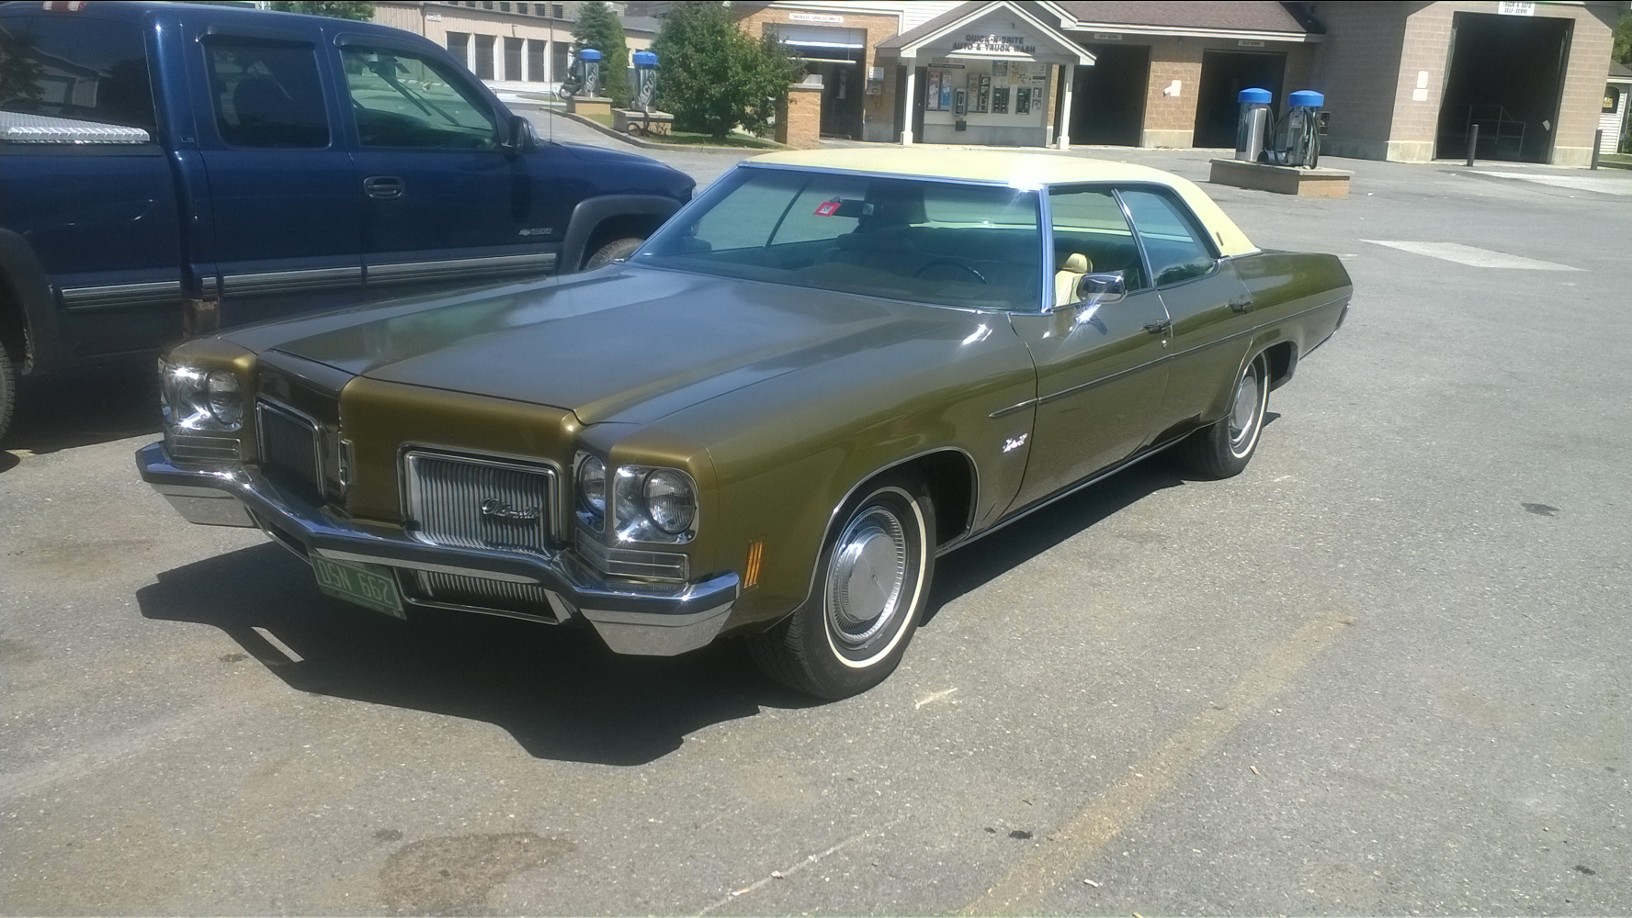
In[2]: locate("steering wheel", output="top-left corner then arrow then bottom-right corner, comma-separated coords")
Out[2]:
912,259 -> 988,284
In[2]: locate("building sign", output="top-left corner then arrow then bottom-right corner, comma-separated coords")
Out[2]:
790,12 -> 844,24
1237,40 -> 1265,49
1497,1 -> 1535,15
953,33 -> 1037,55
1092,33 -> 1123,41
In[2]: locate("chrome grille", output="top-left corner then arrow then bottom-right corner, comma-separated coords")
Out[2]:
410,572 -> 560,622
404,451 -> 557,555
257,400 -> 321,498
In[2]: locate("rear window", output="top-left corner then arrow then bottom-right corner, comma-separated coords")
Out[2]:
0,15 -> 156,131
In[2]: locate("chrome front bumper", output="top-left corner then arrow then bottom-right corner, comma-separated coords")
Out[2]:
135,442 -> 737,656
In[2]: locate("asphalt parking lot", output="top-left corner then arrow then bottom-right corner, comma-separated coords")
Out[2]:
2,120 -> 1629,915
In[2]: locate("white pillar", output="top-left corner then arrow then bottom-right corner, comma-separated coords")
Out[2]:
1056,62 -> 1075,151
902,66 -> 916,146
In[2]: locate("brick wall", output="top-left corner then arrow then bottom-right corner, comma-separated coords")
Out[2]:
1306,1 -> 1410,161
776,83 -> 823,149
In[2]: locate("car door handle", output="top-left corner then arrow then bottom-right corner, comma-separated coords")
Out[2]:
1229,296 -> 1255,313
364,176 -> 405,200
1143,319 -> 1172,335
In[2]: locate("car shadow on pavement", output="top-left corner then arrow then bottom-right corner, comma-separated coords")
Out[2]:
136,543 -> 814,766
0,365 -> 160,462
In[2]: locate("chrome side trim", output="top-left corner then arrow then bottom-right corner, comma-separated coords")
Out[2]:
223,266 -> 362,297
366,252 -> 557,287
60,280 -> 182,312
1035,353 -> 1171,407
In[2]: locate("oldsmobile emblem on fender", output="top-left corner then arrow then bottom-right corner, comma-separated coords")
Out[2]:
480,498 -> 542,522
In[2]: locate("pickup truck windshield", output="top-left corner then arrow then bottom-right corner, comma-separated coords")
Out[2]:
636,168 -> 1043,312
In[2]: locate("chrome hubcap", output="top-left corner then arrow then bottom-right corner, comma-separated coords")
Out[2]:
827,507 -> 908,646
1228,364 -> 1262,453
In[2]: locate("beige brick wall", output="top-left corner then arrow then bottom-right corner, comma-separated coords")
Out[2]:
1305,1 -> 1411,160
736,7 -> 902,141
776,84 -> 823,149
1141,39 -> 1204,147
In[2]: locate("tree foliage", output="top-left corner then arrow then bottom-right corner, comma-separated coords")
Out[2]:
573,0 -> 630,107
268,1 -> 375,21
651,3 -> 797,141
1615,10 -> 1632,68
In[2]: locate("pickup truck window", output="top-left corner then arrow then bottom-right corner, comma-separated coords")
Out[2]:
0,17 -> 155,131
341,46 -> 498,150
205,39 -> 330,149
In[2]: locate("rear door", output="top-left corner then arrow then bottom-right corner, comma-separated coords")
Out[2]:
334,35 -> 556,295
189,23 -> 364,326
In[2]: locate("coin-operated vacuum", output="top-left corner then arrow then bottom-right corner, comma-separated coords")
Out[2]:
1235,87 -> 1273,163
633,50 -> 658,113
1263,90 -> 1326,167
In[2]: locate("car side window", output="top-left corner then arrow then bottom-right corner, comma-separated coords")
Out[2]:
205,39 -> 330,149
1047,186 -> 1147,303
1118,189 -> 1217,287
341,46 -> 498,150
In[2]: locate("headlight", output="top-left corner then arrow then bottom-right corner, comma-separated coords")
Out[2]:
575,453 -> 607,524
160,360 -> 243,432
206,371 -> 242,428
642,469 -> 696,535
605,464 -> 698,542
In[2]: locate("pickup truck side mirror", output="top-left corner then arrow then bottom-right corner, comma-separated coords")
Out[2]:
502,114 -> 537,154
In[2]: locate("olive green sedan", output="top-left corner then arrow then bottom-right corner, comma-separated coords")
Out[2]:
138,149 -> 1352,699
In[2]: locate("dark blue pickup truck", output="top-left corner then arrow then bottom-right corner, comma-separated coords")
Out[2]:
0,0 -> 693,441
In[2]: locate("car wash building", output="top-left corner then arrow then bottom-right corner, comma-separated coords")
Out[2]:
855,0 -> 1624,166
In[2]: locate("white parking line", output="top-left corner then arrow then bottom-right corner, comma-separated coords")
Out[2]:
1364,240 -> 1580,271
1480,171 -> 1632,197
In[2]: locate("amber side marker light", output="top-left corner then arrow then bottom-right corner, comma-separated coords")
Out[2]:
744,539 -> 765,590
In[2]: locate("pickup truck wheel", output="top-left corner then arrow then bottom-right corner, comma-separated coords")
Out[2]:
583,237 -> 643,270
0,341 -> 14,446
748,474 -> 936,699
1181,353 -> 1269,479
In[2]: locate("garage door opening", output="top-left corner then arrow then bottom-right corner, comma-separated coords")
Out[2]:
1069,44 -> 1149,146
1193,51 -> 1286,148
1435,12 -> 1571,163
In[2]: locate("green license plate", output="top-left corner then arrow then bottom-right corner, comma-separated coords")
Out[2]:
311,555 -> 405,620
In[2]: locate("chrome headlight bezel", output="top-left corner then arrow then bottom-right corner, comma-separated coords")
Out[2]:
577,460 -> 697,545
160,359 -> 244,433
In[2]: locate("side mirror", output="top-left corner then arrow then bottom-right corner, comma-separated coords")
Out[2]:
1075,272 -> 1126,306
502,114 -> 537,154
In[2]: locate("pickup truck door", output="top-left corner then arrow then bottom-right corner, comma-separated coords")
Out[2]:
189,26 -> 364,326
333,37 -> 557,294
1008,186 -> 1171,507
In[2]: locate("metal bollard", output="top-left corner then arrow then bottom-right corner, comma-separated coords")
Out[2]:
1592,129 -> 1603,170
1466,124 -> 1479,167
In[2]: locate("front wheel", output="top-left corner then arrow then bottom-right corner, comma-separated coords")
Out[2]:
748,474 -> 936,699
583,236 -> 643,270
1179,353 -> 1269,479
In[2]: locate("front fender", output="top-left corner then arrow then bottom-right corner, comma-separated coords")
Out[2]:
560,195 -> 684,273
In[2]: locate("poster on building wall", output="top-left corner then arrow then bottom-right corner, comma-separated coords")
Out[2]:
1016,87 -> 1031,114
925,71 -> 942,111
992,61 -> 1008,78
940,74 -> 953,111
992,86 -> 1009,113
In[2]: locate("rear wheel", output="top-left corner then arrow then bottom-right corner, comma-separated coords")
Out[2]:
583,236 -> 643,270
748,473 -> 936,699
1180,353 -> 1269,479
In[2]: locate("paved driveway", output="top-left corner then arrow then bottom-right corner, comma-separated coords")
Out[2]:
2,139 -> 1628,915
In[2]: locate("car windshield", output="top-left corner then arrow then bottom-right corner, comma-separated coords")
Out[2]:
634,167 -> 1043,311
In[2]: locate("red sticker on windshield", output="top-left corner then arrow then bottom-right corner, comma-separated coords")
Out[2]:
814,200 -> 841,216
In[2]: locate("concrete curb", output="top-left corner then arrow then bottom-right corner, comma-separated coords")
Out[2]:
515,101 -> 782,153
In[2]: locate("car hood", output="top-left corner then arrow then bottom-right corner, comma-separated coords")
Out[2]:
264,267 -> 975,427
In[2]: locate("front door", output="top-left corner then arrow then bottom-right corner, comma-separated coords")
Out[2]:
1009,186 -> 1171,506
338,39 -> 556,295
193,29 -> 363,326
